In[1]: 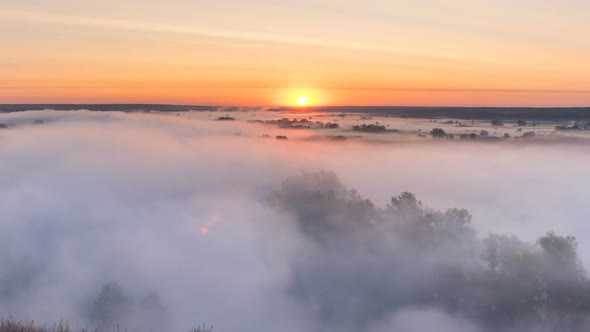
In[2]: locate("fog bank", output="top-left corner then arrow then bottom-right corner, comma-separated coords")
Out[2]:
1,110 -> 590,331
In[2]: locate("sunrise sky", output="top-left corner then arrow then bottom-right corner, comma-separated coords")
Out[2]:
1,0 -> 589,106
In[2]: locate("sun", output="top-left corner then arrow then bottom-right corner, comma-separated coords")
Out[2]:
281,89 -> 320,107
297,96 -> 310,106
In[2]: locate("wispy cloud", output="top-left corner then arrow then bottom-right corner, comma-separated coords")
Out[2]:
0,9 -> 512,67
1,84 -> 588,95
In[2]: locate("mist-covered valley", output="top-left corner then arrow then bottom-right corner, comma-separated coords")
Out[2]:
1,109 -> 590,332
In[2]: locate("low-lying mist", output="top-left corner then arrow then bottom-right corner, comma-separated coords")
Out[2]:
1,110 -> 590,332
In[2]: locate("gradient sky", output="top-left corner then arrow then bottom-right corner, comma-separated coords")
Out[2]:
1,0 -> 589,106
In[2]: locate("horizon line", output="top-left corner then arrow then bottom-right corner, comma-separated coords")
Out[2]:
1,103 -> 590,109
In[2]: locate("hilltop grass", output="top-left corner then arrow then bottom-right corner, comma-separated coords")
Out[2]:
0,318 -> 213,332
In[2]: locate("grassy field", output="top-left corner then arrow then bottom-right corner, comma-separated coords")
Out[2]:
0,318 -> 212,332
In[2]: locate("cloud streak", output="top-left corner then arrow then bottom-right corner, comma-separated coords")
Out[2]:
1,85 -> 589,95
0,9 -> 518,67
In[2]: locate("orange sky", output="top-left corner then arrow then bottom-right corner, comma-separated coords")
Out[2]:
1,1 -> 589,106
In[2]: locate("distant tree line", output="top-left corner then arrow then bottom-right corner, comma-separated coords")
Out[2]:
556,122 -> 590,131
251,118 -> 339,129
215,116 -> 235,121
353,123 -> 387,132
